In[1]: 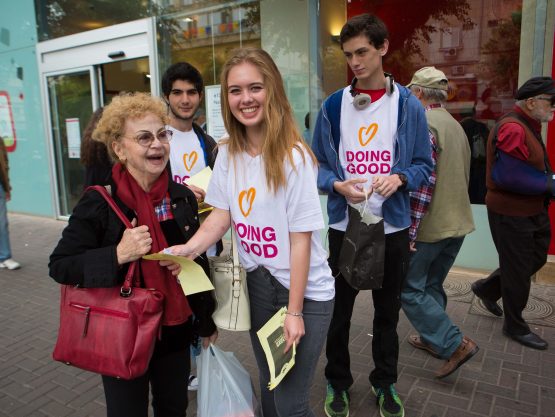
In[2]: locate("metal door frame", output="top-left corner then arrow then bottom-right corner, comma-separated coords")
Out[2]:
36,18 -> 159,218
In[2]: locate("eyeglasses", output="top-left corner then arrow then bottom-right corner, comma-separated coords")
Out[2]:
124,129 -> 173,147
534,96 -> 555,106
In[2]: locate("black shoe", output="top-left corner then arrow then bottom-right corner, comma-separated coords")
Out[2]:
471,282 -> 503,317
503,330 -> 548,350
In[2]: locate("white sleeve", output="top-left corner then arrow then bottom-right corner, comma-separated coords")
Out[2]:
205,145 -> 230,210
285,148 -> 325,232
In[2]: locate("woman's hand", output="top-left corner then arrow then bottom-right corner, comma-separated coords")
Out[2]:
202,330 -> 219,349
164,243 -> 199,260
187,184 -> 206,201
116,219 -> 152,265
283,314 -> 305,353
159,259 -> 181,276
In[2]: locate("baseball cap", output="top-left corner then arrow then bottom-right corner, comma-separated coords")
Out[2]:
407,66 -> 449,91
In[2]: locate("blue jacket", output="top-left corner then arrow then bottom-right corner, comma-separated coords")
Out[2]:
311,84 -> 432,228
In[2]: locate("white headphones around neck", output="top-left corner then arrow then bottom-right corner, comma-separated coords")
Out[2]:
349,72 -> 395,110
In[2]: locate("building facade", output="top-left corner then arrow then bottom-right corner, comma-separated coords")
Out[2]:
1,0 -> 554,269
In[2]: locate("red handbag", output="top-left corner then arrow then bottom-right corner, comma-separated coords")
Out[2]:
52,186 -> 165,380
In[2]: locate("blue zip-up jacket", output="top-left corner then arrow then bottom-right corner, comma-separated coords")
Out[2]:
311,84 -> 433,228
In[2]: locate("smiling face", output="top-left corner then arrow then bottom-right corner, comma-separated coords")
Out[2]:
112,113 -> 169,190
342,34 -> 388,88
166,79 -> 202,123
226,62 -> 267,135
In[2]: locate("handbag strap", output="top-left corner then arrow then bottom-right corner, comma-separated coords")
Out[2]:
86,185 -> 137,293
230,227 -> 240,269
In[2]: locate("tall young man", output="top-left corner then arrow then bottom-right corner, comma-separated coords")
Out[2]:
312,14 -> 432,417
161,62 -> 217,201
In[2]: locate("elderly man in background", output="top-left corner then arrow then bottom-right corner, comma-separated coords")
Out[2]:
0,136 -> 20,270
402,67 -> 478,379
471,76 -> 555,350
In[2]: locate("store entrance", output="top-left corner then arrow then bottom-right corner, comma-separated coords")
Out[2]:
38,19 -> 157,217
46,57 -> 151,216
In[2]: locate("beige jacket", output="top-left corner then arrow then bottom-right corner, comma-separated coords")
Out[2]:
0,137 -> 10,193
417,108 -> 475,242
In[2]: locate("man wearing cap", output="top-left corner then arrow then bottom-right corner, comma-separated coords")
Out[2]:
402,67 -> 478,378
471,76 -> 555,350
472,77 -> 555,350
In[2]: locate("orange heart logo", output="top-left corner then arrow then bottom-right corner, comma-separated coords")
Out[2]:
358,123 -> 378,146
238,188 -> 256,217
183,151 -> 198,172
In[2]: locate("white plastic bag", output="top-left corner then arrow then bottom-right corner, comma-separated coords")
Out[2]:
197,344 -> 257,417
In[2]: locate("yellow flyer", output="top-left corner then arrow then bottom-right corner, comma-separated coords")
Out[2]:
142,253 -> 214,295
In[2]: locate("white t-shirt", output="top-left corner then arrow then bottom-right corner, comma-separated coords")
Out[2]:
330,86 -> 405,234
168,126 -> 206,185
205,143 -> 335,302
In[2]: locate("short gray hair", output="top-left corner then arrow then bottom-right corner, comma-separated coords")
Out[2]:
410,85 -> 448,103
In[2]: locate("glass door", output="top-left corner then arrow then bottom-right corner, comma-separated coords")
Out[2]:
46,57 -> 151,216
47,69 -> 94,216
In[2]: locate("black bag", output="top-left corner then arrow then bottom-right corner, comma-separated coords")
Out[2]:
338,205 -> 385,290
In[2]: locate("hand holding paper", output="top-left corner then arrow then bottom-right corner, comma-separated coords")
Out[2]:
143,253 -> 214,295
256,307 -> 296,390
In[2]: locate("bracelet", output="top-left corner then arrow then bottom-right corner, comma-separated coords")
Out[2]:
285,311 -> 303,317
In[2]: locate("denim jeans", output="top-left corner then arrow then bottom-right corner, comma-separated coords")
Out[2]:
0,186 -> 11,262
247,266 -> 333,417
325,228 -> 409,391
401,237 -> 465,358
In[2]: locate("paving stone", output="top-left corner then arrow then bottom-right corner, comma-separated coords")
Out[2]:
2,213 -> 554,417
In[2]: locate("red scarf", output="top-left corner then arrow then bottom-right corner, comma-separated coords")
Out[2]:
112,164 -> 192,326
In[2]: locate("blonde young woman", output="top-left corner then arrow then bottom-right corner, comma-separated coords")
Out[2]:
168,48 -> 335,417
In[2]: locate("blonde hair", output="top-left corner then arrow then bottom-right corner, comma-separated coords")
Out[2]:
220,48 -> 316,192
92,92 -> 169,161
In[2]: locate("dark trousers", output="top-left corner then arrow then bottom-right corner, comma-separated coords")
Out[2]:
473,209 -> 550,335
325,227 -> 409,390
102,347 -> 191,417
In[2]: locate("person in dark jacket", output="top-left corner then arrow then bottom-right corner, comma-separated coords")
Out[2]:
471,76 -> 555,351
49,92 -> 217,417
80,107 -> 112,187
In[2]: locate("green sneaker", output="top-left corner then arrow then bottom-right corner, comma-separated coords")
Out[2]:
372,384 -> 405,417
324,383 -> 349,417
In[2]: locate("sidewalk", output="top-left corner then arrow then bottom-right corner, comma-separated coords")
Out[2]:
0,213 -> 554,417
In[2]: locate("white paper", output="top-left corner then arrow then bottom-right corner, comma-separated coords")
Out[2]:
205,85 -> 227,140
65,118 -> 81,159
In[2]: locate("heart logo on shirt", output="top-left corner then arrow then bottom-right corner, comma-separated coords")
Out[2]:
238,188 -> 256,218
183,151 -> 198,172
358,123 -> 378,146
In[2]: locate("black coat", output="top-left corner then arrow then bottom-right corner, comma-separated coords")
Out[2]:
49,179 -> 216,338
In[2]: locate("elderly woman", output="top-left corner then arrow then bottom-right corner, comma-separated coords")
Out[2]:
49,92 -> 217,417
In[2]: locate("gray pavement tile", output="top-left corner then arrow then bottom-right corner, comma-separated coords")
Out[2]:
2,213 -> 555,417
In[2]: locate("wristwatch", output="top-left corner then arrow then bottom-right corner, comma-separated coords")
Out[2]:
397,173 -> 408,190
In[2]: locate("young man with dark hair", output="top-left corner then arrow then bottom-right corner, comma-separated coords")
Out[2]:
161,62 -> 217,201
312,14 -> 432,417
